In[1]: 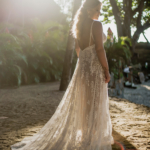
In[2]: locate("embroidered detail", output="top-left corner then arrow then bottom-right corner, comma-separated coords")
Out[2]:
10,21 -> 114,150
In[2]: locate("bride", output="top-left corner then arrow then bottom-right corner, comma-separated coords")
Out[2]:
11,0 -> 114,149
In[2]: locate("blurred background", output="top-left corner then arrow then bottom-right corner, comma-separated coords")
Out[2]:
0,0 -> 150,92
0,0 -> 70,87
0,1 -> 150,149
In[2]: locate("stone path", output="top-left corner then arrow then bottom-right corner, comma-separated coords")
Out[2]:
124,80 -> 150,107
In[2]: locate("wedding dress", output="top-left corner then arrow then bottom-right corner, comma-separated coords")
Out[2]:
11,20 -> 114,150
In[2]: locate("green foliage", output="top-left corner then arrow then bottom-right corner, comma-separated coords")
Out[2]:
104,36 -> 132,79
0,19 -> 69,87
102,0 -> 150,27
102,0 -> 114,24
0,32 -> 26,86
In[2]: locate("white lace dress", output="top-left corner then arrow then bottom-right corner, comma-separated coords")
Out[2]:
11,20 -> 114,150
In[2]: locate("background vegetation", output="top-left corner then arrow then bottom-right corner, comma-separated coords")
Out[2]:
0,0 -> 149,88
0,19 -> 69,87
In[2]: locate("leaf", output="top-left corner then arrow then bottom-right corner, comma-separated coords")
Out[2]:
13,65 -> 22,86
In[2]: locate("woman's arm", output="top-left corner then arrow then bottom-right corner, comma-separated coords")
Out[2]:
75,39 -> 80,58
93,21 -> 109,73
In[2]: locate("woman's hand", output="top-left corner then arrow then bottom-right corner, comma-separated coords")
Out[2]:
104,71 -> 111,83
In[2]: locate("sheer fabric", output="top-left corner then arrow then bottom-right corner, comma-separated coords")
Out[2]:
11,20 -> 114,150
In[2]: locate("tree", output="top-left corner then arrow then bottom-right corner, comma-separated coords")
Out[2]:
59,0 -> 81,91
102,0 -> 150,52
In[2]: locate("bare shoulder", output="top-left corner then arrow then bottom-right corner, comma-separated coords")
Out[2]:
93,20 -> 103,32
92,21 -> 104,49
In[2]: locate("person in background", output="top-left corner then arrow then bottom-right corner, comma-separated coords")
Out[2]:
123,65 -> 137,88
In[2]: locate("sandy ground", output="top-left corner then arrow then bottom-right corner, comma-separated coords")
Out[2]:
0,81 -> 150,150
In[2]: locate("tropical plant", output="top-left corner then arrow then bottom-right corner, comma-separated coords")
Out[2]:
0,19 -> 69,87
0,32 -> 27,86
102,0 -> 150,51
104,36 -> 132,79
18,19 -> 68,84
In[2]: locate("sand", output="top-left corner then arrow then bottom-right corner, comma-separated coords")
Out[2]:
0,81 -> 150,150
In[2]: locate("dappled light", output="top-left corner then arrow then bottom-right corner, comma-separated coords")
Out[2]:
0,0 -> 150,149
0,82 -> 149,149
142,84 -> 150,90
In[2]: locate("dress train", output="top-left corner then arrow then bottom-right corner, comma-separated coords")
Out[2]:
11,20 -> 114,150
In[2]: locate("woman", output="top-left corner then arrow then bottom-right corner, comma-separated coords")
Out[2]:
11,0 -> 114,149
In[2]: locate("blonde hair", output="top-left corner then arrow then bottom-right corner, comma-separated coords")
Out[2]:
71,0 -> 102,40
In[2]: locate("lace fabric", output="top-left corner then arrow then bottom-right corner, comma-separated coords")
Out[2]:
11,20 -> 114,150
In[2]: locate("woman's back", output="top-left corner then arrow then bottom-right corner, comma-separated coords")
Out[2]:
77,19 -> 107,51
77,19 -> 95,50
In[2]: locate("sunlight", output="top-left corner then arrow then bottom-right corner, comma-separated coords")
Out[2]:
0,116 -> 8,119
141,85 -> 150,90
54,0 -> 150,42
53,130 -> 59,138
11,0 -> 57,18
76,130 -> 82,142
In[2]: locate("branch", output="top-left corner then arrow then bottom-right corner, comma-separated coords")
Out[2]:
132,21 -> 150,48
123,0 -> 132,37
109,0 -> 123,36
143,21 -> 150,30
131,0 -> 145,17
129,0 -> 132,14
123,0 -> 126,11
132,7 -> 139,17
123,0 -> 132,14
136,0 -> 144,27
143,32 -> 150,43
109,0 -> 121,22
134,21 -> 150,38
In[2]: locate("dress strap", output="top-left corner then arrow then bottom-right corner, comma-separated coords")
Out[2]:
89,20 -> 95,46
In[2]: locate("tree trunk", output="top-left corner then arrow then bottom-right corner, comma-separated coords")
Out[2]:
132,21 -> 150,52
59,0 -> 81,91
110,0 -> 150,53
143,32 -> 149,43
123,0 -> 132,38
109,0 -> 124,37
